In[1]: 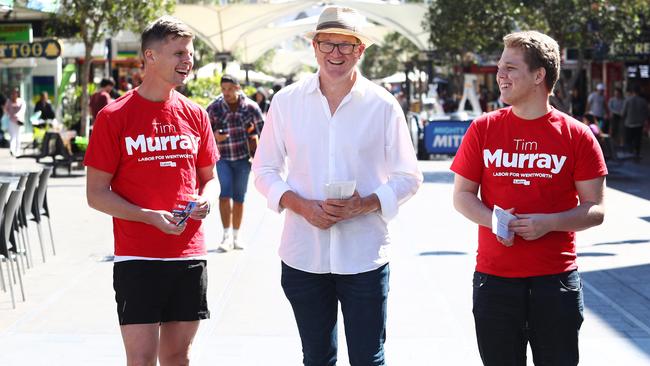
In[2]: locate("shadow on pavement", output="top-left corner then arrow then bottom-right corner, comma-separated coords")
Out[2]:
593,239 -> 650,246
418,251 -> 467,256
577,252 -> 616,257
605,137 -> 650,201
582,263 -> 650,358
423,171 -> 454,184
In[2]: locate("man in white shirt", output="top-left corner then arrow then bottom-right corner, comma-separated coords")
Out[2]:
586,82 -> 608,128
252,6 -> 422,366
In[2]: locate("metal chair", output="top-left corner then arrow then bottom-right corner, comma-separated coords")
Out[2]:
16,131 -> 57,163
16,173 -> 27,191
1,190 -> 27,308
16,172 -> 40,267
0,182 -> 10,293
31,167 -> 56,260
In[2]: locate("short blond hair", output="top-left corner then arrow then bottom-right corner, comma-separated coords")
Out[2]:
503,31 -> 560,92
141,16 -> 193,56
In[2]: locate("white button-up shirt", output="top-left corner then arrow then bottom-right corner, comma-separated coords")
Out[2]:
252,72 -> 422,274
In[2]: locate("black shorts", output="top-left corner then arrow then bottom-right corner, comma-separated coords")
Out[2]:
113,260 -> 210,325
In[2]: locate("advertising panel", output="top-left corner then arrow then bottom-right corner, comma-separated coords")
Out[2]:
423,120 -> 472,155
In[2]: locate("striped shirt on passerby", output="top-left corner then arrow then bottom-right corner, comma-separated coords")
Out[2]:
206,93 -> 264,161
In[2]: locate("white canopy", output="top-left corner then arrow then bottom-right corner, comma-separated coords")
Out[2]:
237,22 -> 315,64
336,1 -> 430,50
173,2 -> 315,53
270,49 -> 317,76
376,70 -> 429,84
174,0 -> 430,70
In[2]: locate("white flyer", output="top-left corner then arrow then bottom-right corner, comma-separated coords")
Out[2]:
491,205 -> 516,240
324,180 -> 356,199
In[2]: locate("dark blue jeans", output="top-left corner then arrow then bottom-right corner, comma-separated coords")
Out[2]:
281,262 -> 390,366
472,270 -> 584,366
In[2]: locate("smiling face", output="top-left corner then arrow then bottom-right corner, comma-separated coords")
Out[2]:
496,47 -> 545,107
313,33 -> 365,83
145,36 -> 194,90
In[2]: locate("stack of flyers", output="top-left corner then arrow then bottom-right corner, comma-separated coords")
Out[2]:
324,180 -> 356,200
491,205 -> 516,240
172,201 -> 197,226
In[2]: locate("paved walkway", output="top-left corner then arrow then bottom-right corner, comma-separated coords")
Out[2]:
0,147 -> 649,365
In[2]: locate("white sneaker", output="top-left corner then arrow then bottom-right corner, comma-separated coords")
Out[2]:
218,235 -> 232,252
233,238 -> 245,250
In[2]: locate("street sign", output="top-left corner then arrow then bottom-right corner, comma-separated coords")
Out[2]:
215,51 -> 232,62
627,64 -> 650,79
0,39 -> 62,59
0,23 -> 32,42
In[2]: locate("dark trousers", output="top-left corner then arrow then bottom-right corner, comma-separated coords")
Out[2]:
609,114 -> 622,142
624,126 -> 644,157
472,270 -> 584,366
281,262 -> 390,366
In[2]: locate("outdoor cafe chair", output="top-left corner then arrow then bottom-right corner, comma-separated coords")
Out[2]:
17,132 -> 83,177
0,182 -> 10,293
16,173 -> 27,191
49,132 -> 85,177
8,173 -> 30,273
1,189 -> 27,309
16,172 -> 40,267
17,131 -> 57,164
32,167 -> 56,259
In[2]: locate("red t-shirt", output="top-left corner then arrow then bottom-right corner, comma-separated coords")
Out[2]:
84,89 -> 219,258
450,107 -> 607,277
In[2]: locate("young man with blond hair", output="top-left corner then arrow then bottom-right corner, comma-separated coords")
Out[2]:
452,31 -> 607,365
85,16 -> 219,365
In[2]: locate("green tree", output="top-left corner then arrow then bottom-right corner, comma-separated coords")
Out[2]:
185,75 -> 222,108
424,0 -> 516,66
425,0 -> 650,105
191,35 -> 220,72
518,0 -> 650,98
56,0 -> 175,136
361,32 -> 420,80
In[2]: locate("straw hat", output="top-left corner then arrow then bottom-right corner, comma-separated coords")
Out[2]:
305,6 -> 376,46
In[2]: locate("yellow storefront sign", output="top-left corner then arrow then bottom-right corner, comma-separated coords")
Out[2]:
0,39 -> 61,59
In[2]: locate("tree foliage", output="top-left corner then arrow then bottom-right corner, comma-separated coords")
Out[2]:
518,0 -> 650,53
517,0 -> 650,97
426,0 -> 650,62
192,36 -> 216,70
425,0 -> 516,65
56,0 -> 175,136
185,75 -> 222,108
361,32 -> 420,80
425,0 -> 650,101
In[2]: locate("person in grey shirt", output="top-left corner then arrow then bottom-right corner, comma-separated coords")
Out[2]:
607,88 -> 624,145
621,85 -> 649,158
586,83 -> 607,128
